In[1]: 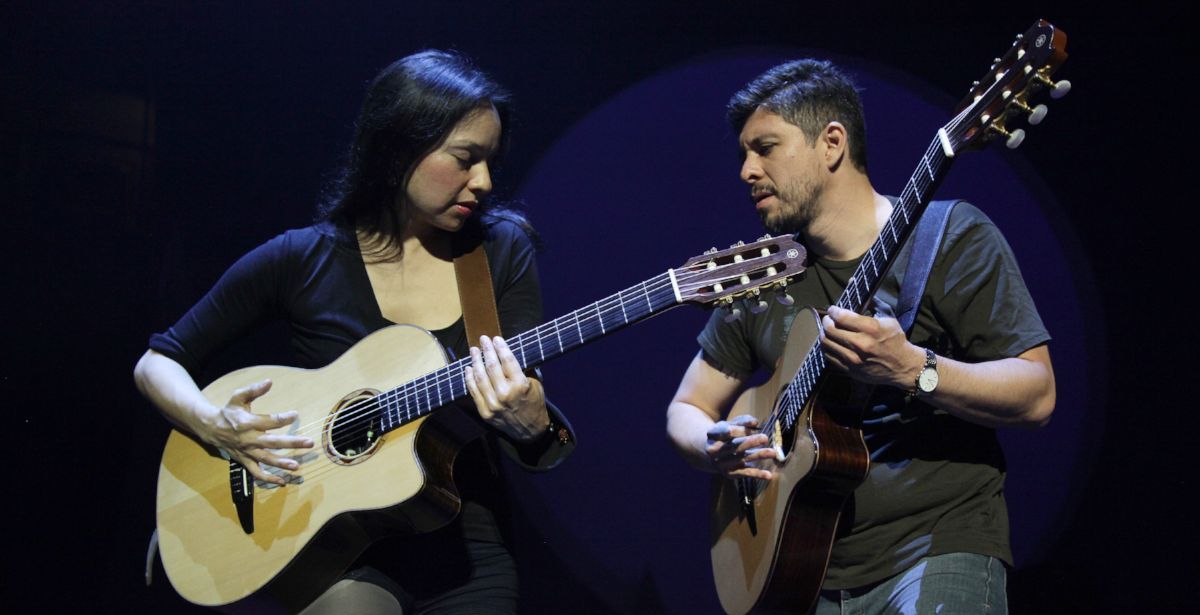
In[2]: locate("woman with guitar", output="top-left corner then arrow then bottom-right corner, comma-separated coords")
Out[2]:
135,50 -> 571,613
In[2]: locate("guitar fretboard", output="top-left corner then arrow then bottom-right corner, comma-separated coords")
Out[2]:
375,271 -> 681,433
771,132 -> 955,435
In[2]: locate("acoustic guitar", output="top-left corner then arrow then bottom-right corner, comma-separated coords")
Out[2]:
156,235 -> 805,610
709,19 -> 1070,615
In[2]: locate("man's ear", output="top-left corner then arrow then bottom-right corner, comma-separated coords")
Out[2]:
821,121 -> 847,170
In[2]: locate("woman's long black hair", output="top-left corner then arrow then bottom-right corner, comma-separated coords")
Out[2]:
318,50 -> 516,259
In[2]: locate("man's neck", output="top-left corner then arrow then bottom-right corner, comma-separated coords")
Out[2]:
802,175 -> 890,262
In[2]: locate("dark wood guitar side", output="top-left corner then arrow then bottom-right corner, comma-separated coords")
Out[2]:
708,19 -> 1071,614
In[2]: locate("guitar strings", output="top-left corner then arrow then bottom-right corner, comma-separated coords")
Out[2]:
303,259 -> 764,454
260,257 -> 785,485
281,265 -> 710,485
294,270 -> 678,439
299,252 -> 783,443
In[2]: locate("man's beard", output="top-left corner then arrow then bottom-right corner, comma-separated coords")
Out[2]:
759,176 -> 823,235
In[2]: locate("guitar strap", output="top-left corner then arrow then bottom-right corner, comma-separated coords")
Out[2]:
454,236 -> 502,342
895,199 -> 959,334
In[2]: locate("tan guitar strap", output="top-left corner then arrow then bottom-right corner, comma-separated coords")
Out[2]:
454,240 -> 502,342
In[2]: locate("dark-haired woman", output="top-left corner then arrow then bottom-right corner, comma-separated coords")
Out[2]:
135,50 -> 572,614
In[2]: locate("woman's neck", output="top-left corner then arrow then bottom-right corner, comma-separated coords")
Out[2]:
358,222 -> 453,264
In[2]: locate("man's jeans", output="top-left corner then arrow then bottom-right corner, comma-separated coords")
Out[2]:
815,552 -> 1008,615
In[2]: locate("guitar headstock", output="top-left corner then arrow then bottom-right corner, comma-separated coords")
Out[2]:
673,235 -> 806,309
947,19 -> 1069,153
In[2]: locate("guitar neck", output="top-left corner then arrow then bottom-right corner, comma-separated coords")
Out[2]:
774,135 -> 955,432
509,270 -> 682,370
377,271 -> 683,433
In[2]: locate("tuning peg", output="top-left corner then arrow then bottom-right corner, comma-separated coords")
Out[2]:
1008,128 -> 1026,148
776,290 -> 795,306
989,124 -> 1026,149
747,290 -> 768,314
704,247 -> 718,255
1005,128 -> 1026,149
1009,100 -> 1049,125
1033,74 -> 1071,99
1027,104 -> 1048,125
731,240 -> 745,248
724,306 -> 743,323
758,234 -> 772,241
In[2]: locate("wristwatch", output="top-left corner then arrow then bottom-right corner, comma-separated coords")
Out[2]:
914,348 -> 939,397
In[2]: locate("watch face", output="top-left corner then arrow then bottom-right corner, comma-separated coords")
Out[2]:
918,368 -> 939,393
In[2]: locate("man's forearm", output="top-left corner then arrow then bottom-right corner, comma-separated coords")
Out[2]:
667,402 -> 720,471
921,345 -> 1056,429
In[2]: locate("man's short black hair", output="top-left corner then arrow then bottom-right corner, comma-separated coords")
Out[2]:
727,59 -> 868,172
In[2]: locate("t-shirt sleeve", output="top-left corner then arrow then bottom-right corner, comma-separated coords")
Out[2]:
930,203 -> 1050,362
148,233 -> 292,377
696,307 -> 758,378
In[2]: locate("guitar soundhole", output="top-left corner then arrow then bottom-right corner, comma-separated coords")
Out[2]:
323,389 -> 384,465
743,420 -> 797,501
778,418 -> 797,458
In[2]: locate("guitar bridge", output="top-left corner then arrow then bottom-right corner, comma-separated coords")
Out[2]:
737,478 -> 758,536
229,461 -> 254,534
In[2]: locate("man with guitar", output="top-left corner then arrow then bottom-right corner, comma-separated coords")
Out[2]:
667,59 -> 1056,613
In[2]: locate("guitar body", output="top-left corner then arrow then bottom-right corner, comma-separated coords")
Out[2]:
156,324 -> 483,610
711,307 -> 870,615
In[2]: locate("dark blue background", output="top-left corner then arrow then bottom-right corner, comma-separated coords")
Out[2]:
3,4 -> 1187,612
